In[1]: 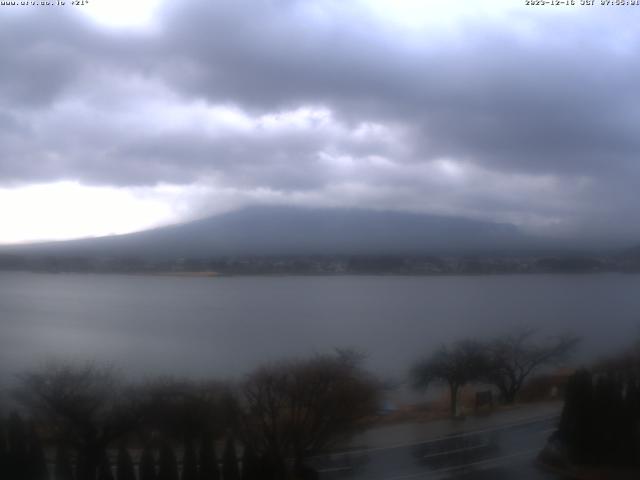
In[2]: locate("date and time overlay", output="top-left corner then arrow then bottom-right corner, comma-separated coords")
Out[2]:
0,1 -> 88,6
526,0 -> 640,5
0,0 -> 640,8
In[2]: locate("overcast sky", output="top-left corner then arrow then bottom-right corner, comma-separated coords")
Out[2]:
0,0 -> 639,244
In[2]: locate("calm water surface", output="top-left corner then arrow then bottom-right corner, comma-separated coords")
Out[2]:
0,272 -> 638,383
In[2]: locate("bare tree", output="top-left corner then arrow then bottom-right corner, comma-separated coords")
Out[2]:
238,351 -> 380,477
486,328 -> 579,404
14,362 -> 142,480
411,340 -> 490,417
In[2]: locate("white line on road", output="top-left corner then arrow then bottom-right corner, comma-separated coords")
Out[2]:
311,414 -> 558,459
422,442 -> 489,459
385,448 -> 539,480
317,466 -> 353,473
317,442 -> 493,474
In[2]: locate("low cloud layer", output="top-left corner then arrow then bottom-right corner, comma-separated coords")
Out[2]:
1,1 -> 639,244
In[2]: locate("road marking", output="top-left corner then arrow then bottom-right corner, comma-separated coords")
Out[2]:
385,448 -> 539,479
310,414 -> 558,459
317,442 -> 493,473
422,442 -> 489,459
317,466 -> 353,473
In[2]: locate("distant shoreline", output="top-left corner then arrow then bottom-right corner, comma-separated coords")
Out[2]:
143,271 -> 222,278
1,269 -> 639,278
3,250 -> 638,276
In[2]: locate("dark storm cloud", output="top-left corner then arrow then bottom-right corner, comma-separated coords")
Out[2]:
155,1 -> 640,176
0,10 -> 109,108
1,1 -> 639,240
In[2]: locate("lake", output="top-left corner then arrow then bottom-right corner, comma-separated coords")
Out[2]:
0,272 -> 638,387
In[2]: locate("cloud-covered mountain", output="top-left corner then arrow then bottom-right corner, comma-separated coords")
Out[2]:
3,2 -> 640,244
2,206 -> 542,258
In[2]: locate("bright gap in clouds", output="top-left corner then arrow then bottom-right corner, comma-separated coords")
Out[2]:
360,0 -> 516,29
0,182 -> 181,244
357,0 -> 570,39
78,0 -> 163,29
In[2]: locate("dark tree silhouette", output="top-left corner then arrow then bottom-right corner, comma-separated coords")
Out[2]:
97,451 -> 114,480
222,438 -> 240,480
486,329 -> 579,403
182,438 -> 198,480
0,417 -> 6,475
622,376 -> 640,462
293,463 -> 319,480
256,454 -> 284,480
139,446 -> 157,480
239,443 -> 260,480
411,340 -> 490,417
557,369 -> 596,463
54,445 -> 74,480
557,356 -> 640,468
16,363 -> 142,480
157,444 -> 179,480
139,379 -> 232,442
27,425 -> 49,480
6,412 -> 29,480
239,351 -> 379,477
8,413 -> 28,455
116,446 -> 136,480
198,433 -> 219,480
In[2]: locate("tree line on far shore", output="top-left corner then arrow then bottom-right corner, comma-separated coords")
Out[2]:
0,329 -> 578,480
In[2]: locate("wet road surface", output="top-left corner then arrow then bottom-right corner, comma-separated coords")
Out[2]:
311,416 -> 563,480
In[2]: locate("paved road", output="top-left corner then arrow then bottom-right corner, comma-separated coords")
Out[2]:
310,416 -> 563,480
